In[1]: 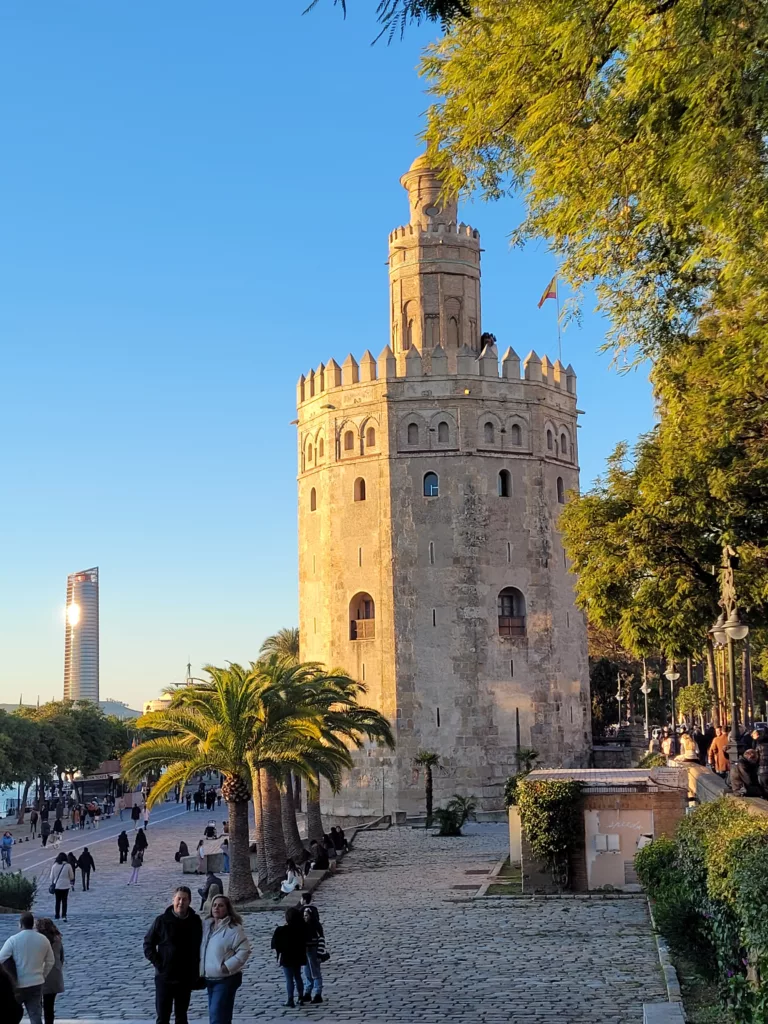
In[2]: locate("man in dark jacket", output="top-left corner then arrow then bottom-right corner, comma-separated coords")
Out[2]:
77,847 -> 96,890
143,887 -> 202,1024
197,870 -> 223,911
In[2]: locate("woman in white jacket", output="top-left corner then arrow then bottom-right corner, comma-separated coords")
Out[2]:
200,895 -> 251,1024
50,854 -> 75,922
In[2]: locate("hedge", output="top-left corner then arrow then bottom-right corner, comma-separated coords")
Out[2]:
0,872 -> 37,912
636,797 -> 768,1020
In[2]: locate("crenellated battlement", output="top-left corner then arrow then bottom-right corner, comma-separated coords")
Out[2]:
388,222 -> 479,243
296,342 -> 577,407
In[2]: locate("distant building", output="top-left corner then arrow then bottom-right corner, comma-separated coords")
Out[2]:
143,695 -> 173,715
63,567 -> 100,702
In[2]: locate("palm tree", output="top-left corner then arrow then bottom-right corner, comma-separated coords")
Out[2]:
121,664 -> 260,903
413,750 -> 440,827
247,658 -> 352,888
259,627 -> 300,665
296,669 -> 395,840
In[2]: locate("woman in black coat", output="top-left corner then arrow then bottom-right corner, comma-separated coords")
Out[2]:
0,962 -> 22,1024
134,827 -> 148,852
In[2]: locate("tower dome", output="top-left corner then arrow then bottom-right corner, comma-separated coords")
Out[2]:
399,153 -> 458,228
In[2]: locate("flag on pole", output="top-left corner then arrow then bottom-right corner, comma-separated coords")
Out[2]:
537,274 -> 557,309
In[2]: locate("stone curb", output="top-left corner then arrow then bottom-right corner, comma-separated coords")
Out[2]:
647,899 -> 685,1011
473,891 -> 648,900
474,854 -> 510,897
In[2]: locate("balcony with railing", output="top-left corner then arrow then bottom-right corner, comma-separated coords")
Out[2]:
351,618 -> 375,641
498,615 -> 526,638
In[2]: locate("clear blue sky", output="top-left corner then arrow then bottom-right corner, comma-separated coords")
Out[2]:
0,1 -> 654,711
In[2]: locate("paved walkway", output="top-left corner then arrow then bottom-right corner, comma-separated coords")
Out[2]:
0,809 -> 665,1023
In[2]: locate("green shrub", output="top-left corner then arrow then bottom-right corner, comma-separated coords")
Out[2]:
637,752 -> 667,768
636,798 -> 768,1020
517,779 -> 582,890
433,794 -> 477,836
0,872 -> 37,911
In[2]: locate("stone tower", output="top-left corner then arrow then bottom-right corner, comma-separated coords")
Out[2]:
296,156 -> 591,818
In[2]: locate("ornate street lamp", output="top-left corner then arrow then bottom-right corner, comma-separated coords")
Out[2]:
640,662 -> 652,741
664,664 -> 681,755
709,545 -> 749,782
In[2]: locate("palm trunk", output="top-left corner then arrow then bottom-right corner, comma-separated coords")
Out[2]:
261,771 -> 288,889
425,767 -> 433,828
226,798 -> 259,903
306,774 -> 325,843
281,781 -> 307,861
251,769 -> 268,885
293,773 -> 301,808
16,781 -> 31,825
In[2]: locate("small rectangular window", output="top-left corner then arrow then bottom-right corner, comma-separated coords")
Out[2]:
432,609 -> 436,627
436,707 -> 441,727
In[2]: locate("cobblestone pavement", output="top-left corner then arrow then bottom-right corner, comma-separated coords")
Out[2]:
0,808 -> 665,1023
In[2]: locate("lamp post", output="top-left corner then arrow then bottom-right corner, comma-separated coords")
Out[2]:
640,658 -> 651,740
616,673 -> 623,731
664,663 -> 681,755
709,546 -> 750,776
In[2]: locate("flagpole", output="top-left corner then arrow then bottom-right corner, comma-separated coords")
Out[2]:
555,275 -> 562,363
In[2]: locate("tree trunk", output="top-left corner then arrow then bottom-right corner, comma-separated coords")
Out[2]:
226,798 -> 259,903
251,769 -> 268,885
261,771 -> 288,889
281,781 -> 307,862
293,773 -> 301,809
306,774 -> 325,843
425,767 -> 433,827
706,638 -> 720,728
16,780 -> 31,825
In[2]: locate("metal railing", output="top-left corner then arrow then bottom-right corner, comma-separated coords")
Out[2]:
351,619 -> 375,640
498,615 -> 526,637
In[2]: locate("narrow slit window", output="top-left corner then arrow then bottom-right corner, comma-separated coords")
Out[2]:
557,477 -> 565,504
318,438 -> 324,458
429,541 -> 435,565
507,541 -> 511,563
484,421 -> 495,444
408,422 -> 419,445
547,429 -> 554,451
437,421 -> 449,443
313,554 -> 316,574
344,430 -> 355,451
567,612 -> 570,628
366,427 -> 376,448
436,707 -> 441,727
432,609 -> 436,627
310,487 -> 317,512
510,660 -> 514,678
358,547 -> 362,567
498,470 -> 511,497
362,663 -> 366,681
313,617 -> 317,634
354,478 -> 366,502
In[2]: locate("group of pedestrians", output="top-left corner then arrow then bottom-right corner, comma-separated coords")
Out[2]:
0,912 -> 64,1024
271,901 -> 328,1006
186,785 -> 222,812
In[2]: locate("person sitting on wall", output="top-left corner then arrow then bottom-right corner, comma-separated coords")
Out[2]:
309,841 -> 329,873
732,749 -> 763,797
677,726 -> 701,763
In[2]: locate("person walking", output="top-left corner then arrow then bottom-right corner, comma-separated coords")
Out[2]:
200,894 -> 251,1024
1,831 -> 13,869
708,725 -> 730,779
36,918 -> 64,1024
116,796 -> 125,821
131,803 -> 141,831
30,808 -> 39,839
271,907 -> 307,1007
219,839 -> 229,873
0,913 -> 54,1024
79,806 -> 87,831
302,904 -> 326,1004
77,848 -> 96,891
40,820 -> 51,848
134,827 -> 148,853
0,959 -> 23,1024
52,818 -> 64,842
128,844 -> 145,885
118,831 -> 130,864
144,886 -> 202,1024
66,853 -> 78,890
185,792 -> 192,812
143,805 -> 150,830
50,854 -> 74,922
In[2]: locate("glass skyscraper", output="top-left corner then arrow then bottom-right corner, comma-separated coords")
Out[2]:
63,567 -> 99,702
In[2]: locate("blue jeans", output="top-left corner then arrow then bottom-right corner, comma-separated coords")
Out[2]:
206,974 -> 241,1024
304,948 -> 323,996
282,965 -> 304,1001
223,853 -> 230,872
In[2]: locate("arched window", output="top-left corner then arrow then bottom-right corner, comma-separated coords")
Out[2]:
354,478 -> 366,502
510,424 -> 522,446
560,432 -> 568,456
344,430 -> 355,451
318,438 -> 324,458
484,421 -> 495,444
350,592 -> 375,640
498,470 -> 511,498
546,429 -> 554,451
407,423 -> 419,445
437,421 -> 449,443
448,317 -> 459,348
557,477 -> 565,504
366,427 -> 376,448
498,587 -> 526,637
310,488 -> 317,512
423,472 -> 439,497
307,443 -> 313,462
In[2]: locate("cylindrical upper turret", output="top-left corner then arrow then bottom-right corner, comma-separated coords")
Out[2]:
400,154 -> 459,229
389,155 -> 481,374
